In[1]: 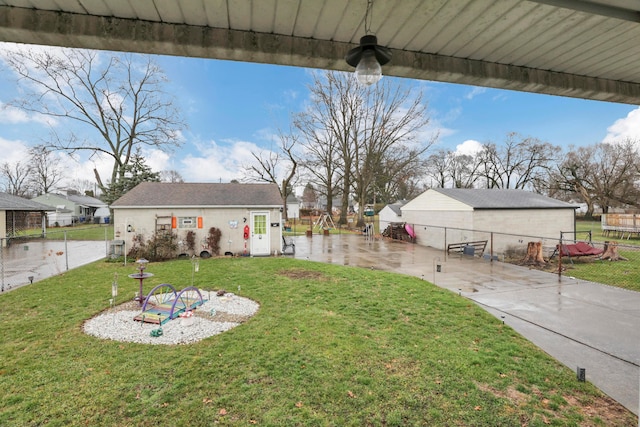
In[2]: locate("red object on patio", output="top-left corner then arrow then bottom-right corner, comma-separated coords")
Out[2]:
557,242 -> 603,257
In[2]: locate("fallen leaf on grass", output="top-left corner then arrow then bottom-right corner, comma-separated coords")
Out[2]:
249,421 -> 257,425
219,408 -> 227,415
295,401 -> 303,408
347,390 -> 356,398
474,406 -> 482,411
202,398 -> 213,404
160,402 -> 169,407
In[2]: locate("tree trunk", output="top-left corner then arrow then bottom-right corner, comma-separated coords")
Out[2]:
522,241 -> 546,265
601,241 -> 628,261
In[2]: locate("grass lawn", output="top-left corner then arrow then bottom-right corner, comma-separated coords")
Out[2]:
575,219 -> 640,246
0,257 -> 635,426
15,224 -> 114,241
47,224 -> 114,240
285,216 -> 377,236
547,220 -> 640,292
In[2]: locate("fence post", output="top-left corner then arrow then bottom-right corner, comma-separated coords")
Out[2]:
490,232 -> 494,262
444,227 -> 447,259
64,230 -> 69,271
1,239 -> 4,292
558,235 -> 563,281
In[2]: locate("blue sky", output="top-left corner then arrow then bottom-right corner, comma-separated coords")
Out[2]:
1,42 -> 639,190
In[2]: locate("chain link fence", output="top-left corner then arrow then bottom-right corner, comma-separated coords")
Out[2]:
554,235 -> 640,291
406,222 -> 640,292
1,227 -> 110,293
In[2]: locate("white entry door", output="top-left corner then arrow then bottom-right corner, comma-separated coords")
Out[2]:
250,211 -> 270,256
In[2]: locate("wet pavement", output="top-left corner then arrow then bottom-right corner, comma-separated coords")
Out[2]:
291,233 -> 640,416
0,240 -> 108,292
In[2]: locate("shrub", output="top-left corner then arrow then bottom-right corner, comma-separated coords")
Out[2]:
185,230 -> 196,251
127,231 -> 178,261
207,227 -> 222,256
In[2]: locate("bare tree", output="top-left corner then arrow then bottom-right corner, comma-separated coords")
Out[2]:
449,153 -> 479,189
242,131 -> 298,219
66,178 -> 97,197
294,83 -> 342,216
351,78 -> 434,225
374,149 -> 428,202
4,48 -> 185,195
160,170 -> 184,183
28,144 -> 64,196
1,160 -> 32,197
295,72 -> 361,223
476,133 -> 559,189
296,71 -> 434,225
425,149 -> 450,187
302,183 -> 318,209
552,140 -> 640,216
550,146 -> 596,216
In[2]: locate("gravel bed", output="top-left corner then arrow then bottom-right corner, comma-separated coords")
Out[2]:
83,292 -> 259,345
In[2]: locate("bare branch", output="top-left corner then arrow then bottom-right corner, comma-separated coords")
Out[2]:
5,48 -> 186,194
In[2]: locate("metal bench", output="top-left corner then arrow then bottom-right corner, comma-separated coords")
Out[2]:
282,235 -> 295,254
447,240 -> 488,257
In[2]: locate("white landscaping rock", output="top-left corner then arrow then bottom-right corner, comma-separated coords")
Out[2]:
83,292 -> 259,345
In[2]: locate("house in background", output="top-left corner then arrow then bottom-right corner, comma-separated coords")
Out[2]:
286,193 -> 300,220
379,200 -> 407,232
110,182 -> 284,257
33,192 -> 108,224
45,206 -> 74,227
0,192 -> 53,246
401,188 -> 577,254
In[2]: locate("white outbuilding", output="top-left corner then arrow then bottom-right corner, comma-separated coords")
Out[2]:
401,188 -> 577,255
379,200 -> 407,232
110,182 -> 284,258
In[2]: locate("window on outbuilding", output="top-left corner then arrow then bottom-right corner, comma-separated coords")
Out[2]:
254,215 -> 267,234
179,217 -> 196,228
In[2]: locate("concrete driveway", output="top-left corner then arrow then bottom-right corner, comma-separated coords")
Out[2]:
291,233 -> 640,416
0,240 -> 107,292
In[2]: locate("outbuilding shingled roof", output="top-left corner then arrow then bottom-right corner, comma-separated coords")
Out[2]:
434,188 -> 577,210
110,182 -> 283,208
0,192 -> 54,211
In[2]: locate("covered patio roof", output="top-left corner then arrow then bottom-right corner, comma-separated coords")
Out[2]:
1,0 -> 640,104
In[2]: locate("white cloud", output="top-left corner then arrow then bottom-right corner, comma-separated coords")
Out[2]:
143,149 -> 171,172
283,89 -> 299,102
0,137 -> 30,163
465,87 -> 487,100
0,102 -> 57,126
180,139 -> 265,182
0,103 -> 30,123
455,139 -> 483,155
603,107 -> 640,143
58,152 -> 112,191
